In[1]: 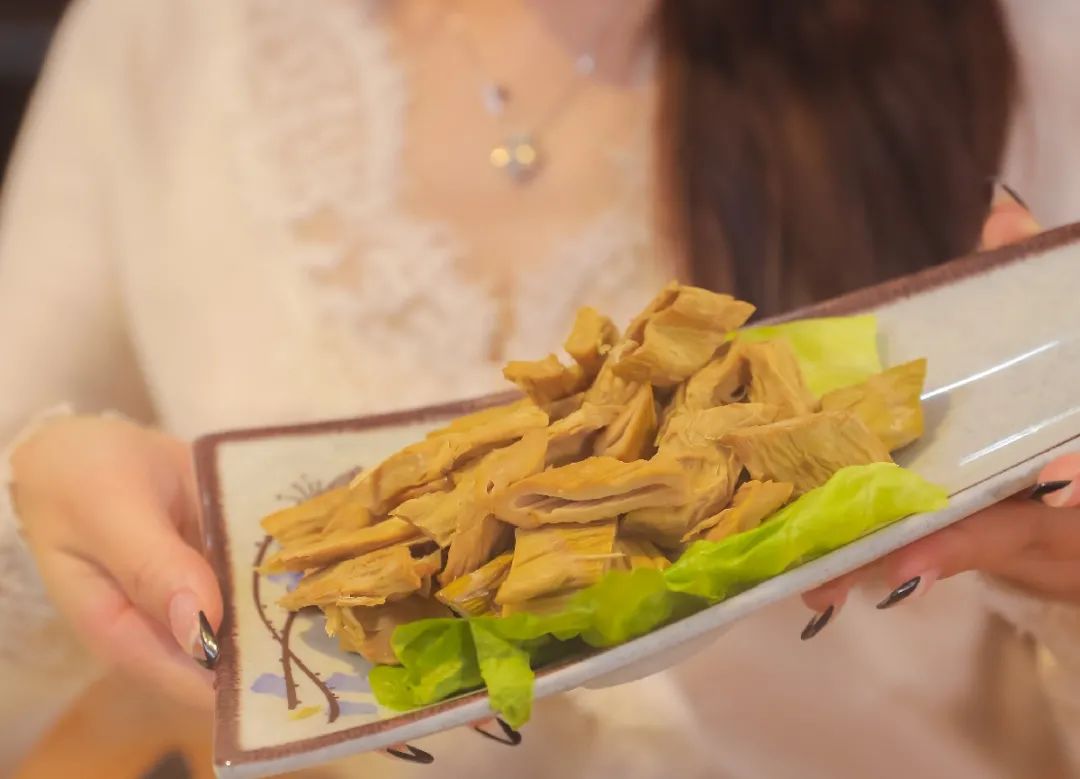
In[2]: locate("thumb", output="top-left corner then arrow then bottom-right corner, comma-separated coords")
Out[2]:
95,498 -> 224,665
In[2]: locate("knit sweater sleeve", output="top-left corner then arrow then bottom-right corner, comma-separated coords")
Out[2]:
0,0 -> 156,770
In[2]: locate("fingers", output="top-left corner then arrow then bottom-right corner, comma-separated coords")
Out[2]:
981,183 -> 1040,250
90,495 -> 223,661
801,525 -> 970,613
14,417 -> 221,698
801,568 -> 862,613
36,549 -> 213,709
874,506 -> 1040,582
874,498 -> 1080,603
992,557 -> 1080,604
853,503 -> 1037,585
86,431 -> 221,658
161,435 -> 204,548
803,451 -> 1079,627
804,487 -> 1080,622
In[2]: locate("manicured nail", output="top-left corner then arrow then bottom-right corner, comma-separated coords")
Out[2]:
386,744 -> 435,764
801,605 -> 834,640
1042,480 -> 1076,509
877,577 -> 922,609
1030,480 -> 1071,500
473,718 -> 522,746
168,591 -> 201,656
197,611 -> 219,670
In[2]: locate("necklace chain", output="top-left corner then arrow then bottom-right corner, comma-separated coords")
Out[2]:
444,4 -> 622,184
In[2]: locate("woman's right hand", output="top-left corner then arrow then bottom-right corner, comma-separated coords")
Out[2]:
11,415 -> 222,707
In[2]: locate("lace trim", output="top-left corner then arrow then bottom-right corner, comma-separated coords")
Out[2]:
0,405 -> 92,670
229,0 -> 669,409
232,0 -> 404,223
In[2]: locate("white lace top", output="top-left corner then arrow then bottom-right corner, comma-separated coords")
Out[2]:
2,1 -> 1080,776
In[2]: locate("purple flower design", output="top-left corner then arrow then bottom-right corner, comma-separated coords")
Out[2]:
266,570 -> 304,592
326,672 -> 370,693
338,700 -> 379,717
250,673 -> 289,698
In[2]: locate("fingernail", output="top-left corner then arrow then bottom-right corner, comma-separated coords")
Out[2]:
386,744 -> 435,764
168,590 -> 201,656
877,576 -> 924,609
1030,480 -> 1071,500
169,595 -> 217,669
801,605 -> 834,641
473,717 -> 522,746
197,611 -> 219,670
1042,480 -> 1076,509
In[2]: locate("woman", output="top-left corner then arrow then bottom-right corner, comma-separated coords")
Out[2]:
2,0 -> 1079,776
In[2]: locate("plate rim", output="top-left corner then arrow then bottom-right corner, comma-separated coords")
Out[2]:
195,221 -> 1080,774
195,395 -> 520,771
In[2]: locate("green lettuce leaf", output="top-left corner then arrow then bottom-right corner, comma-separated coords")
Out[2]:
664,463 -> 948,600
469,622 -> 536,727
737,315 -> 881,396
371,463 -> 947,726
368,618 -> 481,712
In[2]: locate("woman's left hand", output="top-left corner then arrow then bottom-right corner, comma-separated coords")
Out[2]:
803,185 -> 1080,623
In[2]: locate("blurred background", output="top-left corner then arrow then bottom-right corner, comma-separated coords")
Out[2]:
0,0 -> 64,180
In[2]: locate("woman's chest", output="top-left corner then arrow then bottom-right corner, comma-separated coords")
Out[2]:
111,0 -> 673,436
118,188 -> 668,438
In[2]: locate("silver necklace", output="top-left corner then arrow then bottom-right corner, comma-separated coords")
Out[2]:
446,8 -> 620,185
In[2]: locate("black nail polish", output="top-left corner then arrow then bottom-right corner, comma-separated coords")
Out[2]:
473,718 -> 522,746
801,605 -> 834,641
387,744 -> 435,764
877,577 -> 921,610
1030,480 -> 1071,500
196,611 -> 219,670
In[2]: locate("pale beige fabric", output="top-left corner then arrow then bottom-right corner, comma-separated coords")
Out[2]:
1,1 -> 1078,776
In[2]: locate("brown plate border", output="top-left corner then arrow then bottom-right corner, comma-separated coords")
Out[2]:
195,221 -> 1080,768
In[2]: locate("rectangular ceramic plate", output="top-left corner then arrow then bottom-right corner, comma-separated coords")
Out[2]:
196,224 -> 1080,778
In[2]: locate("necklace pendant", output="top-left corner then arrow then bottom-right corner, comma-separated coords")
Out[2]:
482,82 -> 509,116
490,135 -> 542,184
575,53 -> 596,76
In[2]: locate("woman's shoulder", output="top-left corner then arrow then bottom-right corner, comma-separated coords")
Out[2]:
65,0 -> 389,79
43,0 -> 236,111
55,0 -> 220,61
50,0 -> 395,134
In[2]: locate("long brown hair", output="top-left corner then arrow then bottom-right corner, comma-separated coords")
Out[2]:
658,0 -> 1017,316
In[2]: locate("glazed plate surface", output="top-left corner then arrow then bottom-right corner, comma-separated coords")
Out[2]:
196,225 -> 1080,777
